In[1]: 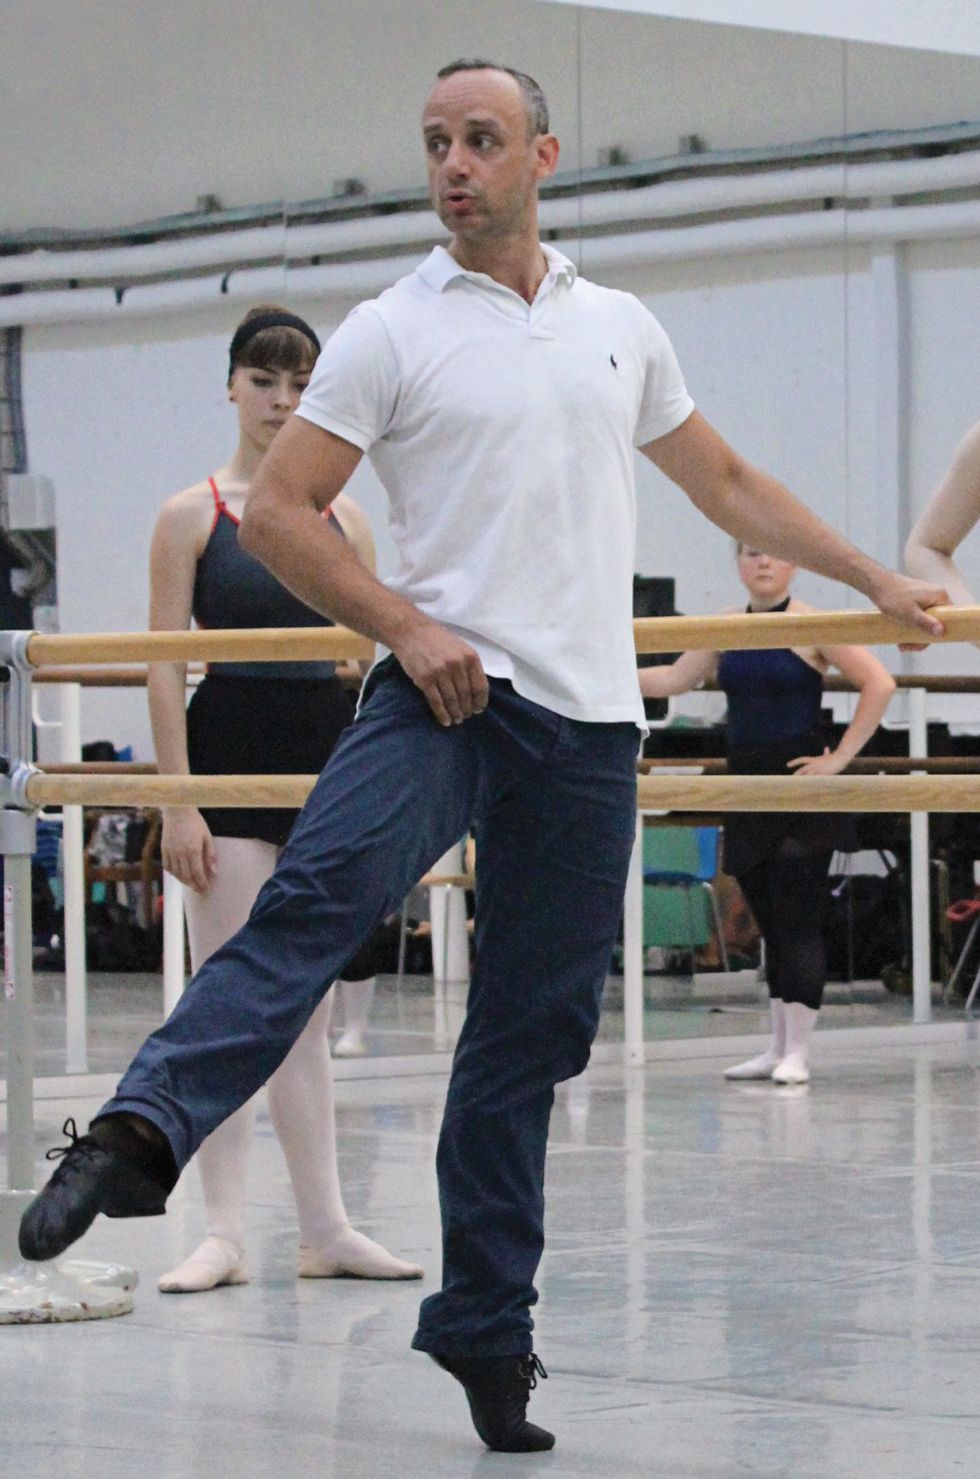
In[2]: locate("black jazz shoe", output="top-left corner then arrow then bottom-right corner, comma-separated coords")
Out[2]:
18,1117 -> 170,1262
431,1352 -> 555,1452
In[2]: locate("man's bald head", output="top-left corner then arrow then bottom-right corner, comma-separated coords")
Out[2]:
435,58 -> 549,140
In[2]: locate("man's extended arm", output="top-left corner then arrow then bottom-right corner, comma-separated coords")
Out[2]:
642,410 -> 947,636
239,416 -> 488,726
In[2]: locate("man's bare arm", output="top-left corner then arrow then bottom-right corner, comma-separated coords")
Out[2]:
239,417 -> 488,726
642,411 -> 947,637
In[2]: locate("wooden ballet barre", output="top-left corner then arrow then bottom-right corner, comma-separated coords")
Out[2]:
636,774 -> 980,812
25,626 -> 375,668
639,757 -> 980,774
25,773 -> 319,808
32,666 -> 202,687
39,761 -> 159,775
22,771 -> 980,813
633,604 -> 978,653
20,604 -> 980,669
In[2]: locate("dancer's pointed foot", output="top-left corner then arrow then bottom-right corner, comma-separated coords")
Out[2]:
18,1116 -> 172,1262
724,1051 -> 779,1081
157,1236 -> 250,1293
430,1352 -> 555,1452
297,1228 -> 423,1280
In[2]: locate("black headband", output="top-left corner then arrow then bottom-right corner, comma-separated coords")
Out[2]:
228,311 -> 321,379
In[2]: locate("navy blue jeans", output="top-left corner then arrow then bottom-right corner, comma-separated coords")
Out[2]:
101,658 -> 639,1354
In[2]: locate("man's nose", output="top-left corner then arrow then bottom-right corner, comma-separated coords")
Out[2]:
443,139 -> 471,177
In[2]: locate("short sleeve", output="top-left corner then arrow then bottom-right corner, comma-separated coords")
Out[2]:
632,306 -> 695,447
295,305 -> 400,452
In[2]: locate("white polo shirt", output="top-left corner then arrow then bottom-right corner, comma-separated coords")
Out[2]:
297,244 -> 694,726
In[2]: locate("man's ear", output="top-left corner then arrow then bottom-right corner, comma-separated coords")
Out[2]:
534,134 -> 560,182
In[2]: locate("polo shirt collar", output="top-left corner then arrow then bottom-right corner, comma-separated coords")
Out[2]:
417,243 -> 577,295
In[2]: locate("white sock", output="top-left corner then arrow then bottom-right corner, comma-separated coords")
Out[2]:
267,993 -> 423,1280
724,998 -> 786,1079
160,838 -> 280,1293
333,976 -> 375,1055
773,1002 -> 818,1083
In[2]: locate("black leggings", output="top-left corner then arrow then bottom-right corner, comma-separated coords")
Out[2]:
736,840 -> 833,1011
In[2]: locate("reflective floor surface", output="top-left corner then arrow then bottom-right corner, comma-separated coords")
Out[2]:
4,1036 -> 980,1477
25,968 -> 963,1077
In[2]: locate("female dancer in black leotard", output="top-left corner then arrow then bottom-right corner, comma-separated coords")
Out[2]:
148,305 -> 422,1292
640,545 -> 896,1083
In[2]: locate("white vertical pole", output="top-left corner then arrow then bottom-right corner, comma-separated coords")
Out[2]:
909,686 -> 931,1024
623,813 -> 645,1066
59,684 -> 88,1073
428,842 -> 469,986
2,812 -> 38,1190
162,871 -> 185,1016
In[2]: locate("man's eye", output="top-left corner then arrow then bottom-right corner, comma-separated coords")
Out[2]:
427,137 -> 447,155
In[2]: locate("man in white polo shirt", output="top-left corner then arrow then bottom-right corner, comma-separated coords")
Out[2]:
22,59 -> 946,1454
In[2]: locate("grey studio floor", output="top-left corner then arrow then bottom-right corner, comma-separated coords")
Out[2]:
5,974 -> 980,1478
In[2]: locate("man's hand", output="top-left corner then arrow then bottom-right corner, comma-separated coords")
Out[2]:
392,620 -> 489,727
866,572 -> 948,641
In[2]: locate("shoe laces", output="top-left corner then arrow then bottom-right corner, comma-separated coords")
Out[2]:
45,1116 -> 98,1162
516,1354 -> 548,1392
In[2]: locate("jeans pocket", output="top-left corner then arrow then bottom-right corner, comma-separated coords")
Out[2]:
356,652 -> 401,711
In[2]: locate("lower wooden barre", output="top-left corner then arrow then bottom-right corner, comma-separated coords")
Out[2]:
26,773 -> 319,808
639,757 -> 980,774
24,770 -> 980,813
637,773 -> 980,812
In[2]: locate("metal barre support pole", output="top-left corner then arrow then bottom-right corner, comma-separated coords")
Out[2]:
909,688 -> 932,1025
2,808 -> 39,1191
0,634 -> 136,1322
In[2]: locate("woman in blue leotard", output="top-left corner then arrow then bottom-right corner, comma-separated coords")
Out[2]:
640,545 -> 896,1084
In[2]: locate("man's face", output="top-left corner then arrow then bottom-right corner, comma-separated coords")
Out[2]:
422,69 -> 557,242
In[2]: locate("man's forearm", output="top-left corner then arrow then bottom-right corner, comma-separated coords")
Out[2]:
240,498 -> 431,651
694,462 -> 892,600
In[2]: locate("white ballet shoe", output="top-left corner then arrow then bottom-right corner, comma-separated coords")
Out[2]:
723,1051 -> 779,1080
157,1235 -> 249,1293
297,1228 -> 423,1280
772,1051 -> 810,1085
332,1027 -> 368,1057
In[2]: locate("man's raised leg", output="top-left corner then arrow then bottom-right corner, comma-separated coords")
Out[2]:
19,661 -> 483,1261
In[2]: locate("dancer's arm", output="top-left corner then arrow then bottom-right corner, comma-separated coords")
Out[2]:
241,418 -> 488,727
905,420 -> 980,607
642,411 -> 947,637
147,490 -> 217,894
638,647 -> 716,699
788,642 -> 896,776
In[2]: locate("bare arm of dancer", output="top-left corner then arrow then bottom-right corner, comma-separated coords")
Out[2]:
642,411 -> 948,638
638,647 -> 717,699
788,641 -> 896,776
905,419 -> 980,608
147,489 -> 217,894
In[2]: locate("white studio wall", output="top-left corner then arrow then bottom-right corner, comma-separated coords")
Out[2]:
5,2 -> 980,753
